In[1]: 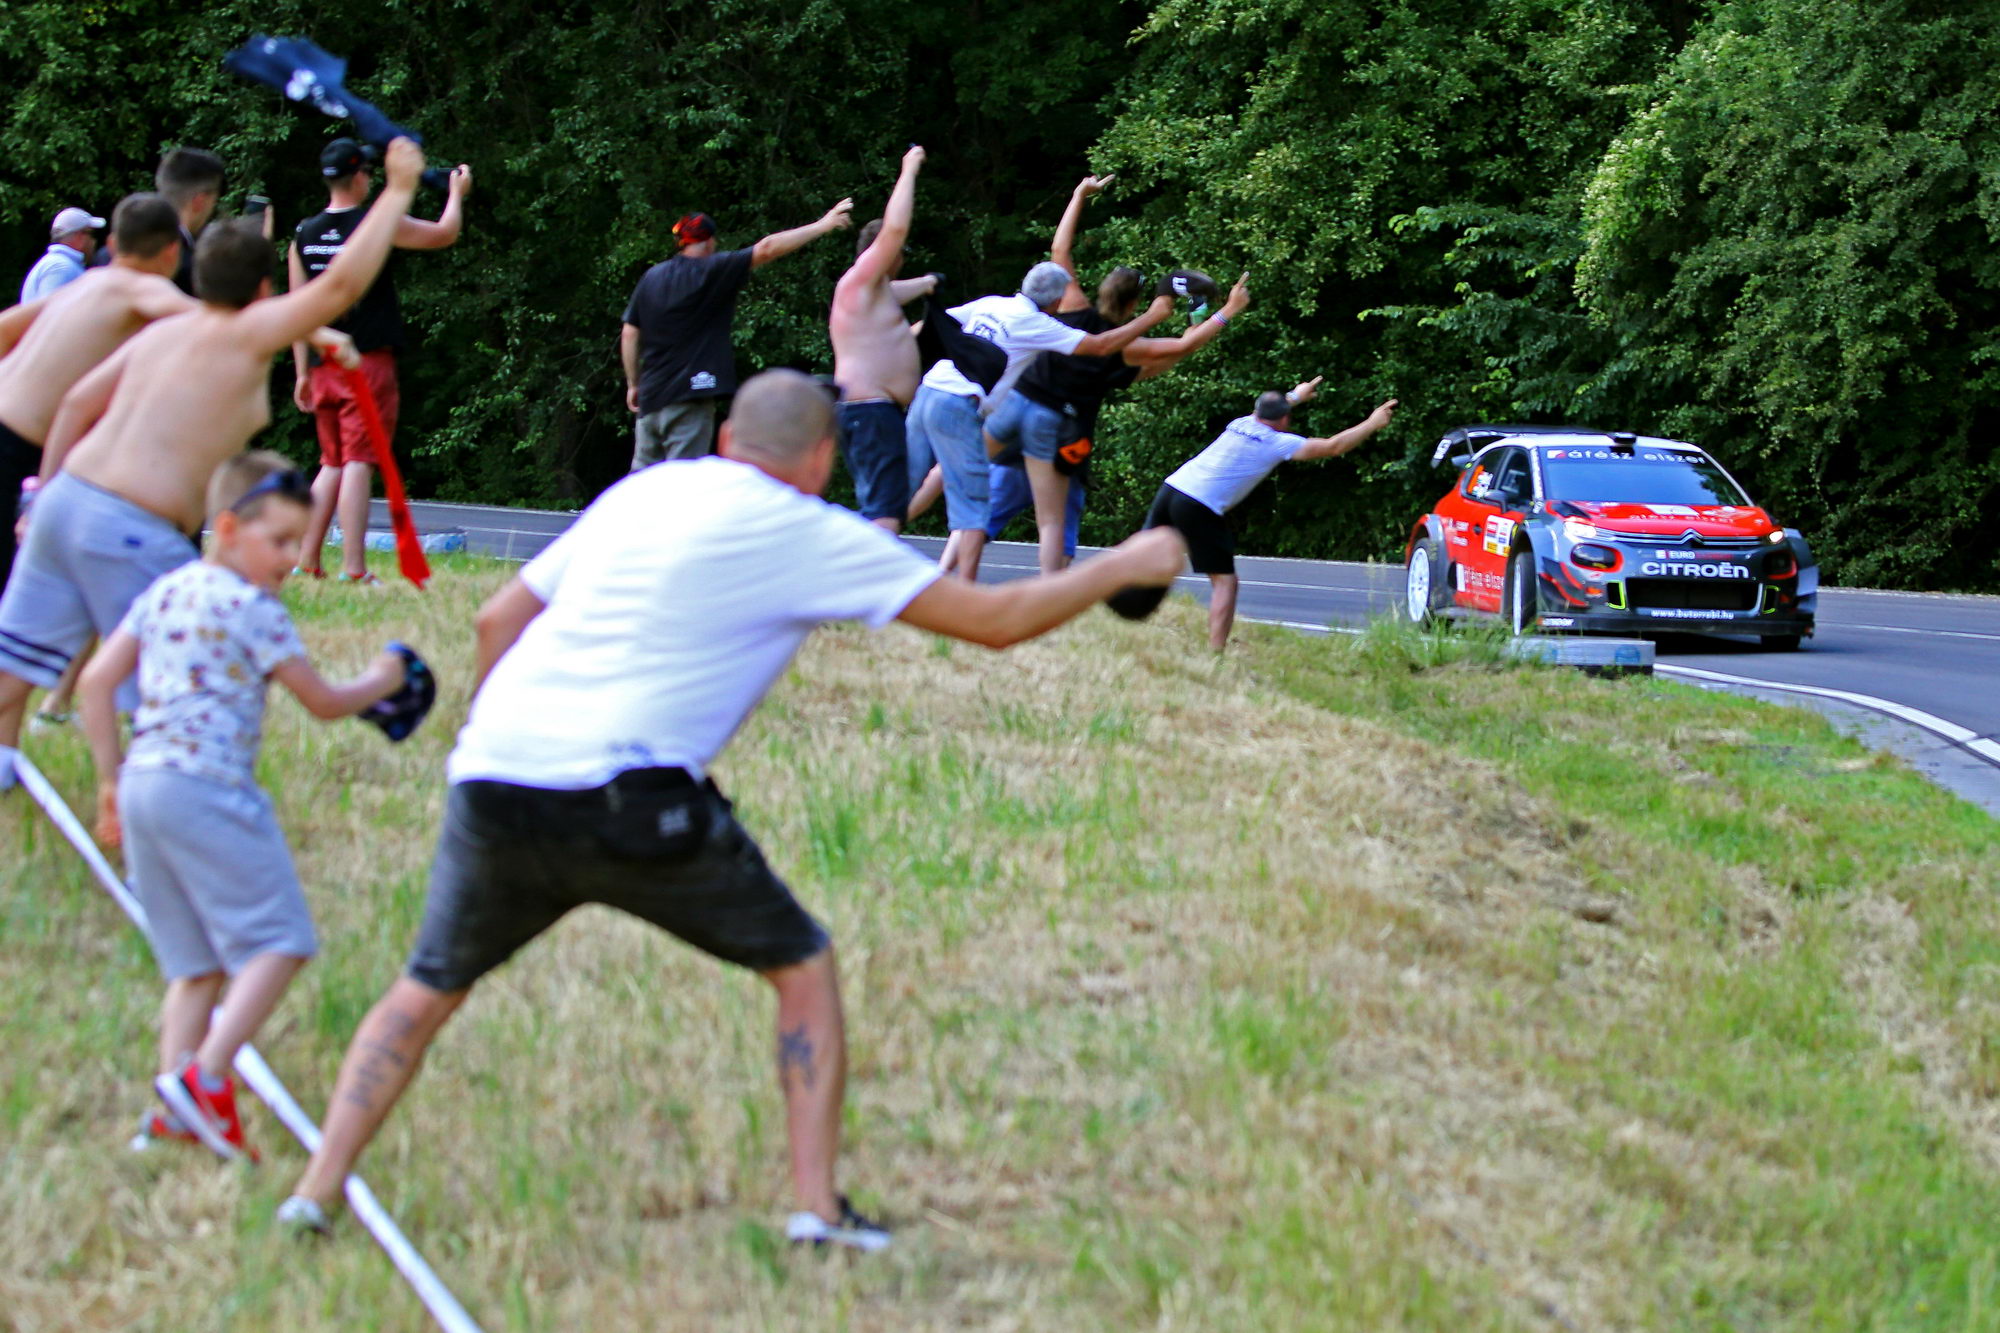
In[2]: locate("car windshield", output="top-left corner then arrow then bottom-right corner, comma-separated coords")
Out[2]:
1538,448 -> 1750,506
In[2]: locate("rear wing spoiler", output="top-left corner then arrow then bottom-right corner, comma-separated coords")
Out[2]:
1428,423 -> 1627,469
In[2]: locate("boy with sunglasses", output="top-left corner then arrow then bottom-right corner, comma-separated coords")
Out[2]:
78,452 -> 409,1159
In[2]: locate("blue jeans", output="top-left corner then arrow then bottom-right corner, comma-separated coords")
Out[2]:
986,461 -> 1084,557
985,392 -> 1067,464
905,385 -> 988,532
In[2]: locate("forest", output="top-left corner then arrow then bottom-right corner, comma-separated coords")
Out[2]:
1,0 -> 1993,590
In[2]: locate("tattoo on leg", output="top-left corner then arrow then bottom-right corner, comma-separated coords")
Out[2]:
777,1023 -> 816,1092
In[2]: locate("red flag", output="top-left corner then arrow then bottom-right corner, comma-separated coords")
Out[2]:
340,364 -> 430,589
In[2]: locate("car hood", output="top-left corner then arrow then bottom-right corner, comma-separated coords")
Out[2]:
1569,501 -> 1777,537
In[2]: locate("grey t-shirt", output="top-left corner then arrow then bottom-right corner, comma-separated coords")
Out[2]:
120,562 -> 306,788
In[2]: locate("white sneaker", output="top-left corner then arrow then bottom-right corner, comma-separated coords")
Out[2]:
785,1196 -> 891,1253
276,1195 -> 332,1237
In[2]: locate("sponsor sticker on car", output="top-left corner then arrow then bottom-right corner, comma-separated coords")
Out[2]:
1637,560 -> 1750,578
1483,516 -> 1516,555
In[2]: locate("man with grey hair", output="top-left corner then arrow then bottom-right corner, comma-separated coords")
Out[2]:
279,367 -> 1189,1249
20,207 -> 105,302
907,262 -> 1170,580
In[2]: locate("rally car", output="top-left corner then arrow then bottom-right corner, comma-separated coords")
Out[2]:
1401,425 -> 1817,648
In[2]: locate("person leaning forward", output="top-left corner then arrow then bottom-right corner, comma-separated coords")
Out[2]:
277,367 -> 1188,1247
621,196 -> 853,471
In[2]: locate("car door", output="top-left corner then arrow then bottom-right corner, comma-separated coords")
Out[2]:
1446,446 -> 1529,612
1435,450 -> 1498,609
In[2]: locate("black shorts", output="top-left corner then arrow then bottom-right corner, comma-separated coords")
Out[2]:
405,769 -> 830,993
1144,483 -> 1236,576
0,417 -> 39,594
836,399 -> 910,523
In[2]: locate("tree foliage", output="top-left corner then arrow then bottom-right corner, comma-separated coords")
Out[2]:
1,0 -> 1992,588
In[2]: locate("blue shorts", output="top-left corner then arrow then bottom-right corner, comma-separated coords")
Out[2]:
837,399 -> 910,522
905,385 -> 989,533
985,392 -> 1068,465
987,462 -> 1085,557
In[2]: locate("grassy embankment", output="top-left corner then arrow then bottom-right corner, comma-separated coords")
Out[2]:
2,555 -> 1996,1331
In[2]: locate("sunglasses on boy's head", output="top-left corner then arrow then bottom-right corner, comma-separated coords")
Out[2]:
229,469 -> 312,514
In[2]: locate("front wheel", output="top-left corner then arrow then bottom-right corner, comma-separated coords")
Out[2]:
1404,540 -> 1445,625
1504,548 -> 1539,636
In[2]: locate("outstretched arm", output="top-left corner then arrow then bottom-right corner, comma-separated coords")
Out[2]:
1294,397 -> 1398,462
1051,173 -> 1113,311
41,343 -> 131,481
752,198 -> 854,269
473,578 -> 546,690
888,275 -> 938,305
897,528 -> 1185,648
395,164 -> 473,251
0,296 -> 49,357
1126,273 -> 1249,379
237,137 -> 426,356
270,650 -> 406,720
1070,293 -> 1173,358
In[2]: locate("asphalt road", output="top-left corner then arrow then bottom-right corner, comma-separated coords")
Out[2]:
384,498 -> 2000,815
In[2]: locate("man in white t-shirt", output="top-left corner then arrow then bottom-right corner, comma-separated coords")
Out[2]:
909,261 -> 1170,580
278,369 -> 1188,1249
1143,378 -> 1396,649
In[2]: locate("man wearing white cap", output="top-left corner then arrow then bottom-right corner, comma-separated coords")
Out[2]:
20,208 -> 105,302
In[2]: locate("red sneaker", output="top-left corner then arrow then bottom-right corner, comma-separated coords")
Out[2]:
127,1109 -> 200,1152
155,1060 -> 258,1163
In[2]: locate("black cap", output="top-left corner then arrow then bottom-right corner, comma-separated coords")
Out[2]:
319,137 -> 375,179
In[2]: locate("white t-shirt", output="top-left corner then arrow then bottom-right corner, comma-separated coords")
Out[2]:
920,293 -> 1087,405
1164,415 -> 1309,516
447,458 -> 941,789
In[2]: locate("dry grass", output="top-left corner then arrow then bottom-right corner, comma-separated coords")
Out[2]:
3,559 -> 1997,1331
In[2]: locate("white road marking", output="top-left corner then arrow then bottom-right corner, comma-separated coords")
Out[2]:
1656,664 -> 2000,767
1839,623 -> 2000,643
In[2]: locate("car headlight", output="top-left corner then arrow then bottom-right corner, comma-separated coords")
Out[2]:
1563,519 -> 1603,541
1764,530 -> 1786,544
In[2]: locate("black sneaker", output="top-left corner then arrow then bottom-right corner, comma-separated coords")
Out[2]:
785,1195 -> 891,1253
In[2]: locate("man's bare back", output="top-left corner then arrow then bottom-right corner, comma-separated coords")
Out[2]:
47,139 -> 428,535
829,146 -> 935,405
0,258 -> 189,445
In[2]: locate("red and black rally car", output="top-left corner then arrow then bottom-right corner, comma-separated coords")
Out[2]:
1401,425 -> 1817,649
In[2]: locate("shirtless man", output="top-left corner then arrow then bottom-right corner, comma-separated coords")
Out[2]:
0,137 -> 426,789
0,194 -> 190,593
829,145 -> 939,532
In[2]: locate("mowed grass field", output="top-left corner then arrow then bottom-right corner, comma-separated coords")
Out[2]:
4,555 -> 1998,1331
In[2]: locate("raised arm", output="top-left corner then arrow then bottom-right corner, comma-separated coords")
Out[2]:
1070,293 -> 1173,358
887,275 -> 938,305
897,528 -> 1185,648
41,342 -> 133,481
237,137 -> 425,355
79,628 -> 143,846
843,147 -> 923,291
1125,273 -> 1249,379
1050,173 -> 1113,311
394,164 -> 473,251
0,296 -> 49,357
751,197 -> 853,269
1294,397 -> 1398,462
270,649 -> 405,721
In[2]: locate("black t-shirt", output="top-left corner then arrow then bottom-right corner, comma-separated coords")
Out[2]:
172,225 -> 197,295
294,203 -> 405,355
623,249 -> 756,413
1014,307 -> 1141,437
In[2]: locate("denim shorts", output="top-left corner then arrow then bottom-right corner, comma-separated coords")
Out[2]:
837,399 -> 910,522
904,384 -> 989,533
985,392 -> 1068,465
405,769 -> 829,992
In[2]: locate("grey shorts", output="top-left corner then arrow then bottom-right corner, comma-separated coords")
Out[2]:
120,767 -> 317,980
904,385 -> 989,533
406,769 -> 829,993
631,401 -> 718,471
0,471 -> 196,701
